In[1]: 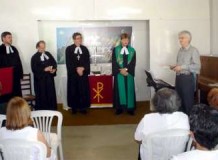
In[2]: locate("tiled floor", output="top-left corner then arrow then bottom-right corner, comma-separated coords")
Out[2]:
62,124 -> 138,160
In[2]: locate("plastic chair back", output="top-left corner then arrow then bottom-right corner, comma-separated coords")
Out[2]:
31,110 -> 63,146
145,129 -> 190,160
0,139 -> 46,160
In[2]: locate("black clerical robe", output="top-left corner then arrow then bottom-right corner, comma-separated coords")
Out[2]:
0,44 -> 23,103
31,52 -> 57,110
112,45 -> 136,111
65,44 -> 90,112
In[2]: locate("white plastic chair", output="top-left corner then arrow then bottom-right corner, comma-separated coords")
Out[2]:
0,114 -> 6,128
142,129 -> 190,160
0,139 -> 47,160
31,110 -> 63,160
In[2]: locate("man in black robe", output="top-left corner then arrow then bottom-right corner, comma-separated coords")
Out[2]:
0,31 -> 23,104
112,33 -> 136,115
65,32 -> 90,114
31,41 -> 57,110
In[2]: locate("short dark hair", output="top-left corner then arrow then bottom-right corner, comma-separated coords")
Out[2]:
152,88 -> 181,114
189,104 -> 218,150
72,32 -> 82,40
120,33 -> 129,40
1,31 -> 12,41
36,40 -> 46,49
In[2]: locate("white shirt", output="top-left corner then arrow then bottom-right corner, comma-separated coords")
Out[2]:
0,126 -> 38,141
0,126 -> 55,160
171,150 -> 218,160
135,112 -> 190,160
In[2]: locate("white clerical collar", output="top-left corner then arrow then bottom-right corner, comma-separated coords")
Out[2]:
6,45 -> 14,54
40,52 -> 49,61
120,46 -> 129,55
74,46 -> 82,54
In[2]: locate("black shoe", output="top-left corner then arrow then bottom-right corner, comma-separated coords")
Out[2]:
72,110 -> 77,114
80,110 -> 88,115
115,109 -> 123,115
127,110 -> 135,116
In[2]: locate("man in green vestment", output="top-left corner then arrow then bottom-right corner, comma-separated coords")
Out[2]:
112,33 -> 136,115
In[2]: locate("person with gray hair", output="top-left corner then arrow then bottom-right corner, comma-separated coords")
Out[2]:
135,88 -> 190,160
170,30 -> 201,115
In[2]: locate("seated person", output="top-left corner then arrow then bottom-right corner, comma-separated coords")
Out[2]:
171,104 -> 218,160
207,88 -> 218,110
134,88 -> 190,160
0,97 -> 55,159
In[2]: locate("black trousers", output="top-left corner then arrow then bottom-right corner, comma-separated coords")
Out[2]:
175,74 -> 195,115
67,75 -> 90,112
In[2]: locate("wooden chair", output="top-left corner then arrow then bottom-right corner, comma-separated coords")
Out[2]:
21,73 -> 35,109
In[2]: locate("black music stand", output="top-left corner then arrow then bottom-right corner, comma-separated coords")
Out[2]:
145,70 -> 175,92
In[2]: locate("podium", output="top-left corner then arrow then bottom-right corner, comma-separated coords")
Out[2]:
0,67 -> 13,96
58,75 -> 113,110
89,75 -> 113,107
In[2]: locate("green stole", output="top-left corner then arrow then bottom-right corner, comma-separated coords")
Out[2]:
115,45 -> 135,109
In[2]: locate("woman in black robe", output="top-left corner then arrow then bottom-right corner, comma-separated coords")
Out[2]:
112,33 -> 136,115
31,41 -> 57,110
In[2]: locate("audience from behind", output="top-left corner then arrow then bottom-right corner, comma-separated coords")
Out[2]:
171,104 -> 218,160
0,97 -> 55,159
207,88 -> 218,110
134,88 -> 190,160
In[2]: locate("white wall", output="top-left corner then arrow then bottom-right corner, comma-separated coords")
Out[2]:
211,0 -> 218,55
150,19 -> 210,85
0,0 -> 210,101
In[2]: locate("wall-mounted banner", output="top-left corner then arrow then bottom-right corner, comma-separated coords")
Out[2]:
56,26 -> 132,64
